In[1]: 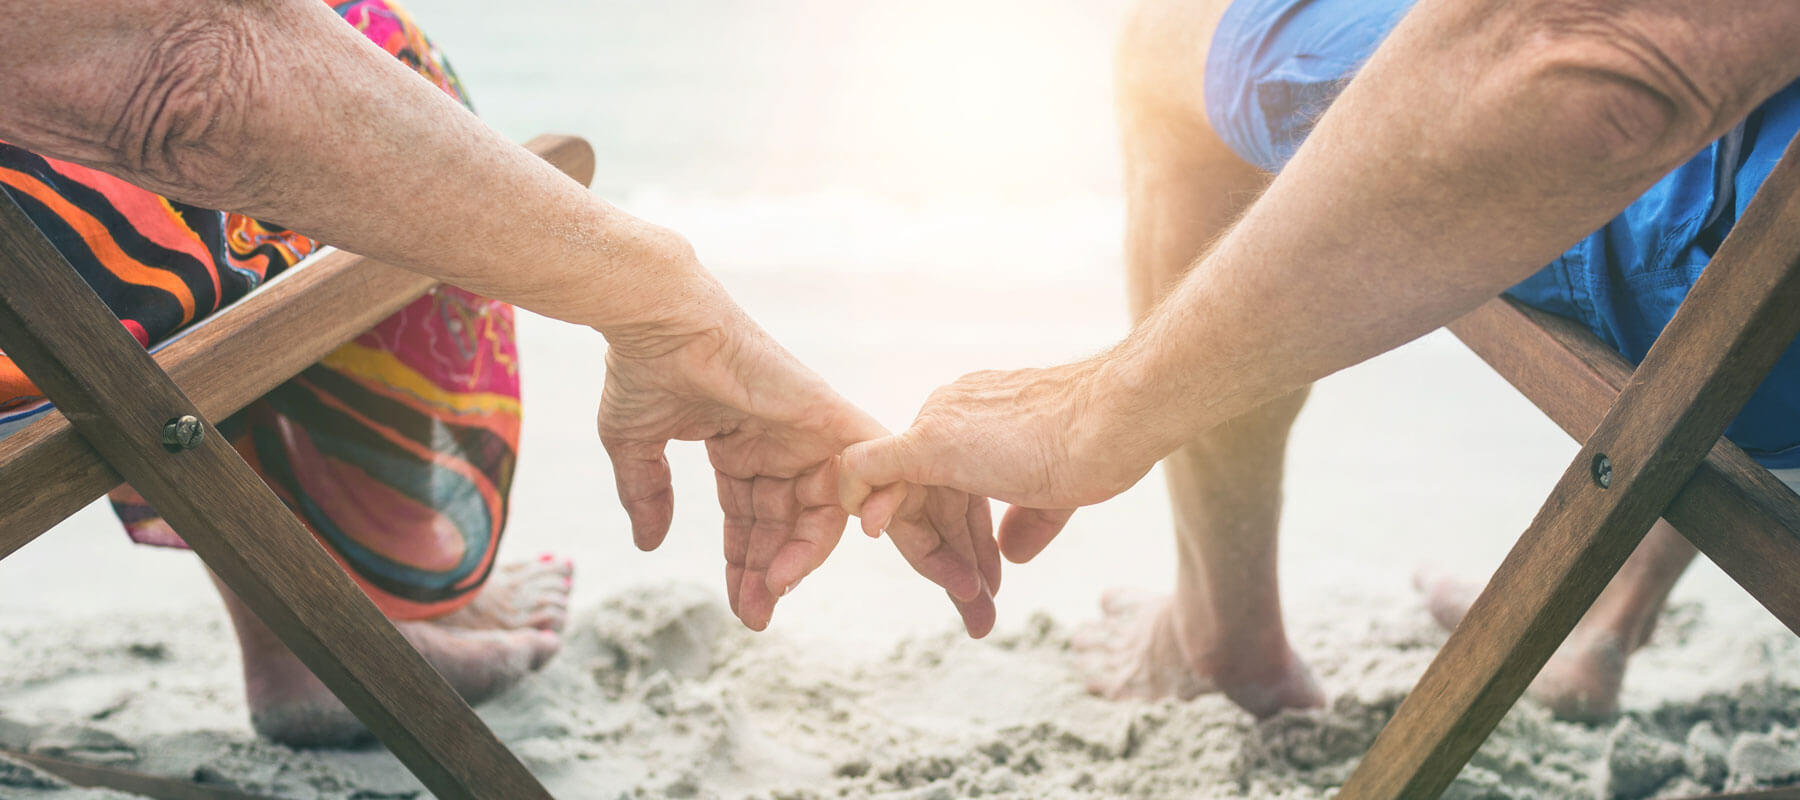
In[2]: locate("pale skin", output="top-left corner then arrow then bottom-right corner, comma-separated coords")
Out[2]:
0,0 -> 998,745
843,0 -> 1800,719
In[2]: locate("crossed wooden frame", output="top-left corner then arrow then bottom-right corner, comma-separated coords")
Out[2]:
0,134 -> 593,799
1336,137 -> 1800,797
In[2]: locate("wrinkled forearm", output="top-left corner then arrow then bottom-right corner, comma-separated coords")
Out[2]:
1087,0 -> 1800,466
0,0 -> 728,339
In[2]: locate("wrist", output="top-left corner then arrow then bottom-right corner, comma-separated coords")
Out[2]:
1079,337 -> 1193,478
590,222 -> 739,357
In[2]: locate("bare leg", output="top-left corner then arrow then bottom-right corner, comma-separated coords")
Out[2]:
1415,520 -> 1698,721
212,557 -> 573,747
1073,0 -> 1324,718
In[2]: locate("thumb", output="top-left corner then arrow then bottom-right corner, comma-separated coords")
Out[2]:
603,437 -> 676,551
997,506 -> 1077,563
839,431 -> 935,529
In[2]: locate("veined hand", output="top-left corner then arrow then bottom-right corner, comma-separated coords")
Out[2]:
597,289 -> 1002,636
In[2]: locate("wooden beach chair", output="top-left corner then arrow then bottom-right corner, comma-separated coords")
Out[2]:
1334,139 -> 1800,797
0,134 -> 594,800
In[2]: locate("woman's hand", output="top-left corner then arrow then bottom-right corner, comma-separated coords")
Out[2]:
598,291 -> 1002,636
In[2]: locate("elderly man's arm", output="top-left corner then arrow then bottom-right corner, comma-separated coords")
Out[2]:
0,0 -> 1001,635
841,0 -> 1800,556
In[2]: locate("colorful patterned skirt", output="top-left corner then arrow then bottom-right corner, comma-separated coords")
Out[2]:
0,0 -> 519,621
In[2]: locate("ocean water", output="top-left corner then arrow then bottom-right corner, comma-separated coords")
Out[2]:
405,0 -> 1133,282
409,0 -> 1128,201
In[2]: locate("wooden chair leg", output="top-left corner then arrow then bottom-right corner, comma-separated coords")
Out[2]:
1338,145 -> 1800,798
0,199 -> 553,797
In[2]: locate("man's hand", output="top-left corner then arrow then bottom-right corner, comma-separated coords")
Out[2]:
838,360 -> 1161,567
599,300 -> 1002,636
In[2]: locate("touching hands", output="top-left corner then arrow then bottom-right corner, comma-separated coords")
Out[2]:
839,359 -> 1162,566
597,283 -> 1002,636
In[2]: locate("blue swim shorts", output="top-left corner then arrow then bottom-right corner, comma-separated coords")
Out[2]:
1206,0 -> 1800,467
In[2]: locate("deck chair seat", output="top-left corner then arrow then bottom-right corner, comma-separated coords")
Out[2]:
0,133 -> 593,799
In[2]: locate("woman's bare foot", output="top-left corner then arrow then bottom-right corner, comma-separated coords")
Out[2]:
1414,567 -> 1630,723
216,557 -> 575,748
1073,588 -> 1325,718
439,555 -> 574,633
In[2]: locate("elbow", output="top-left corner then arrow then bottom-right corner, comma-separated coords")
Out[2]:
1501,19 -> 1725,187
1548,69 -> 1685,170
1527,64 -> 1695,183
97,9 -> 267,208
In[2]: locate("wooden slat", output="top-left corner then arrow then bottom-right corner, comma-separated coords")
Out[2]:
1451,298 -> 1800,635
3,749 -> 279,800
0,196 -> 550,800
1339,140 -> 1800,797
0,133 -> 595,559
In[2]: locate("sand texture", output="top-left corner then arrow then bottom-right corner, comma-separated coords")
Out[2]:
2,580 -> 1797,800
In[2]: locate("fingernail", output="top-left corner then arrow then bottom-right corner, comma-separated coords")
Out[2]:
563,576 -> 574,588
539,552 -> 555,563
781,579 -> 801,597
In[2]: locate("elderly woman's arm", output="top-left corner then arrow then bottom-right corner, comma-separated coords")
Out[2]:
1,0 -> 698,333
0,0 -> 1002,636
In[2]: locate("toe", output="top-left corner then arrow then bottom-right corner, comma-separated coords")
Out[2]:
1099,587 -> 1155,618
1070,621 -> 1111,652
527,598 -> 571,633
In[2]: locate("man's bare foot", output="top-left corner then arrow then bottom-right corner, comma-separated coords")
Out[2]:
1072,589 -> 1325,718
1414,566 -> 1629,723
222,557 -> 574,748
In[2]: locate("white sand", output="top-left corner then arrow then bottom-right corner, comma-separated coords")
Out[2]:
1,579 -> 1798,800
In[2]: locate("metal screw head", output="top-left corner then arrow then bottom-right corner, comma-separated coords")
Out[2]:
161,415 -> 204,451
1591,453 -> 1613,489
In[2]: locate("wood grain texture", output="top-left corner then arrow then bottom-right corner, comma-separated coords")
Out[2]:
0,191 -> 550,800
2,749 -> 279,800
0,132 -> 596,800
0,133 -> 594,560
1451,298 -> 1800,635
1340,140 -> 1800,799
